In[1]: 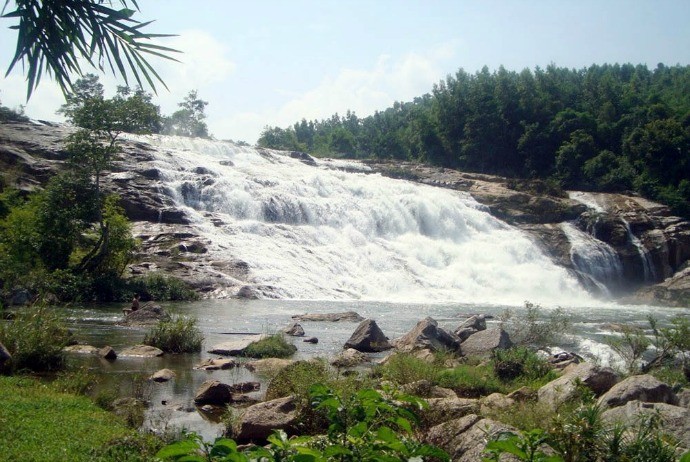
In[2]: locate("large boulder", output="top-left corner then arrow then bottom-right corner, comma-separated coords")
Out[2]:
121,302 -> 171,326
292,311 -> 364,322
232,395 -> 299,443
454,315 -> 487,341
208,335 -> 265,356
119,344 -> 164,357
282,322 -> 305,337
459,328 -> 512,358
150,368 -> 176,382
343,319 -> 392,352
420,397 -> 479,428
244,358 -> 295,375
99,346 -> 117,360
194,380 -> 234,405
392,317 -> 460,353
425,414 -> 520,462
330,348 -> 370,368
538,362 -> 618,409
597,374 -> 678,409
602,401 -> 690,448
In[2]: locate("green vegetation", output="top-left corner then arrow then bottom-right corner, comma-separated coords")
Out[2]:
0,305 -> 70,372
143,315 -> 204,353
259,63 -> 690,217
500,302 -> 572,349
243,333 -> 298,359
0,376 -> 161,461
162,90 -> 211,138
128,273 -> 200,302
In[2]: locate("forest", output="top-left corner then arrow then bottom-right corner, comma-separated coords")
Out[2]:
258,63 -> 690,217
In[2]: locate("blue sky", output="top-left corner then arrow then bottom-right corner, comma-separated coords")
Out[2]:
1,0 -> 689,143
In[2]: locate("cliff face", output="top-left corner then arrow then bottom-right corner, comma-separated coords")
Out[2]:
2,120 -> 690,306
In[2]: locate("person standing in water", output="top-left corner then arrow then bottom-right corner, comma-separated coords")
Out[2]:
123,294 -> 141,315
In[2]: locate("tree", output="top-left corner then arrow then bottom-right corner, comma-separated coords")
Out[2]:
162,90 -> 210,138
2,0 -> 179,99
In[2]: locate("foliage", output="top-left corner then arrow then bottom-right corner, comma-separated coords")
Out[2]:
128,272 -> 199,301
0,305 -> 71,372
260,63 -> 690,217
158,384 -> 449,462
0,375 -> 160,461
2,0 -> 178,99
162,90 -> 210,138
483,429 -> 561,462
437,363 -> 505,397
143,315 -> 204,353
373,352 -> 442,385
499,302 -> 572,349
243,333 -> 297,359
0,97 -> 28,122
264,360 -> 330,401
491,347 -> 555,383
605,324 -> 651,374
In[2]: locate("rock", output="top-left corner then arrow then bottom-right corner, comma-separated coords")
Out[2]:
331,348 -> 370,368
237,285 -> 260,299
507,386 -> 537,402
392,317 -> 460,353
597,374 -> 678,409
400,380 -> 457,399
343,319 -> 392,352
228,381 -> 261,394
121,302 -> 171,326
602,401 -> 690,448
425,414 -> 519,462
454,315 -> 487,341
232,395 -> 299,443
421,398 -> 479,428
195,357 -> 237,370
119,345 -> 165,357
677,388 -> 690,409
547,351 -> 582,369
460,328 -> 512,357
194,380 -> 234,405
244,358 -> 295,375
538,363 -> 618,409
291,311 -> 364,322
302,337 -> 318,344
282,322 -> 305,337
150,368 -> 176,382
63,344 -> 99,354
98,346 -> 117,360
480,393 -> 516,414
207,335 -> 264,356
9,289 -> 31,306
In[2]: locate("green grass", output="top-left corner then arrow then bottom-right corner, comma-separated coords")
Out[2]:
0,376 -> 160,461
143,315 -> 204,353
243,333 -> 297,359
373,352 -> 443,385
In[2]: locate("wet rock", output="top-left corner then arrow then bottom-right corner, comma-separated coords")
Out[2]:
63,344 -> 99,355
119,345 -> 164,357
282,322 -> 305,337
195,357 -> 237,370
99,346 -> 117,360
121,302 -> 171,326
454,314 -> 488,341
232,395 -> 299,443
208,335 -> 264,356
538,363 -> 618,409
460,328 -> 513,358
194,380 -> 234,405
597,374 -> 678,409
291,311 -> 364,322
302,337 -> 318,344
343,319 -> 392,352
331,348 -> 370,368
150,368 -> 176,382
244,358 -> 295,375
393,317 -> 460,353
229,381 -> 261,394
237,285 -> 260,299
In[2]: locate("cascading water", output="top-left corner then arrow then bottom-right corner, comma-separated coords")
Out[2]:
560,222 -> 623,295
128,134 -> 594,305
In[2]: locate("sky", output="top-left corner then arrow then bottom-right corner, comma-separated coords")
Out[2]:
1,0 -> 689,144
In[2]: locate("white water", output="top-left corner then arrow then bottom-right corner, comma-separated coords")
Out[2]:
560,222 -> 623,294
128,135 -> 596,306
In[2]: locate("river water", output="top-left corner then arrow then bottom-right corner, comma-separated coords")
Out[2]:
59,298 -> 689,440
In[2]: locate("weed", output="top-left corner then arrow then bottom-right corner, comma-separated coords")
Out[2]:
500,302 -> 572,349
374,352 -> 442,385
437,363 -> 505,397
243,333 -> 297,359
143,315 -> 204,353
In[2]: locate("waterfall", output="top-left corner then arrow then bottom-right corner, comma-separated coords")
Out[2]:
560,222 -> 623,295
127,134 -> 595,305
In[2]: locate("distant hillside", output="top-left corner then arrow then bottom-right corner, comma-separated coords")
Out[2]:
258,63 -> 690,217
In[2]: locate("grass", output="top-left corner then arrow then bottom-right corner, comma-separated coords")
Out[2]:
243,333 -> 297,359
0,376 -> 161,461
373,352 -> 443,385
143,315 -> 204,353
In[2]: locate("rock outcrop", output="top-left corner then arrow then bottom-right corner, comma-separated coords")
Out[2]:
343,319 -> 392,352
232,395 -> 299,443
459,328 -> 512,358
538,362 -> 618,409
597,374 -> 678,409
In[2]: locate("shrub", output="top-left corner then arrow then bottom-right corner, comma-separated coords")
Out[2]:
492,347 -> 555,383
374,352 -> 442,385
500,302 -> 572,349
437,363 -> 505,397
128,273 -> 199,302
0,305 -> 71,372
264,360 -> 329,401
243,333 -> 297,359
143,316 -> 204,353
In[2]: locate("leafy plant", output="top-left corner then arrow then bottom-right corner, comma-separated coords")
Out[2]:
143,315 -> 203,353
437,363 -> 505,397
605,324 -> 650,374
373,352 -> 442,385
499,302 -> 572,349
491,346 -> 554,382
243,333 -> 297,359
483,429 -> 562,462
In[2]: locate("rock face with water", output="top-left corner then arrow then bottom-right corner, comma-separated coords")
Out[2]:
3,121 -> 690,305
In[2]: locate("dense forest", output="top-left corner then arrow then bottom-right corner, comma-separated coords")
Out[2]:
258,64 -> 690,217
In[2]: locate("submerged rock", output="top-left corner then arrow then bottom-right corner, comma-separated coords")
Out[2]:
63,344 -> 99,355
291,311 -> 364,322
194,380 -> 234,405
207,335 -> 265,356
119,345 -> 164,357
195,358 -> 237,370
150,368 -> 176,382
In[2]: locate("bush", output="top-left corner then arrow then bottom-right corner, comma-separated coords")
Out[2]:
500,302 -> 572,349
0,306 -> 71,372
437,363 -> 505,397
243,333 -> 297,359
492,347 -> 555,383
127,273 -> 199,302
264,360 -> 330,401
374,352 -> 442,385
143,316 -> 203,353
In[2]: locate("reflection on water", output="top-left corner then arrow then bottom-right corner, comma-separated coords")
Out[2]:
57,298 -> 689,440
